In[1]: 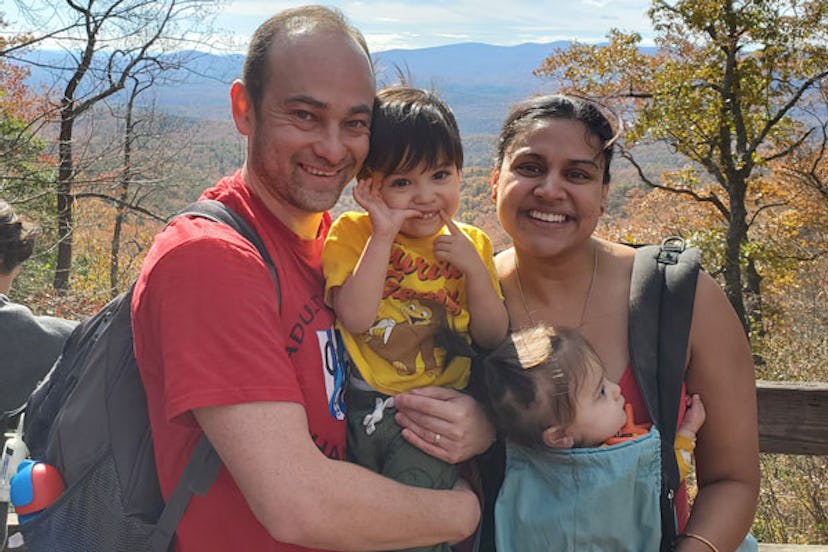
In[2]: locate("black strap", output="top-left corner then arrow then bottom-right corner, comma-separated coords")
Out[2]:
629,237 -> 700,552
149,200 -> 281,552
149,435 -> 221,552
177,199 -> 281,310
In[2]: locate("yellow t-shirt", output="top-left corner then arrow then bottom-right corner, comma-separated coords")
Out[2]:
323,211 -> 502,395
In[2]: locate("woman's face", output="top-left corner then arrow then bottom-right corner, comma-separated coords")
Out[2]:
492,118 -> 608,257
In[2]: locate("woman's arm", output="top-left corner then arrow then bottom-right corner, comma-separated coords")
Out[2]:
678,272 -> 760,551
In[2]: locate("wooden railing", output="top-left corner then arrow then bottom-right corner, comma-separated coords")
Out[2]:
757,380 -> 828,456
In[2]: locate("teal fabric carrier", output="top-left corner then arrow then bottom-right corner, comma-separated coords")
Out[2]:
495,430 -> 662,552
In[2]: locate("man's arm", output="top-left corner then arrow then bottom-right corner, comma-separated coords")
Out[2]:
194,401 -> 480,550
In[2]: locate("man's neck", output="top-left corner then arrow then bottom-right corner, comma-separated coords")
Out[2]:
242,166 -> 325,240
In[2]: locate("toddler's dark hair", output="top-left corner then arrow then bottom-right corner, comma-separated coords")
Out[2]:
476,324 -> 600,449
0,199 -> 36,274
358,86 -> 463,179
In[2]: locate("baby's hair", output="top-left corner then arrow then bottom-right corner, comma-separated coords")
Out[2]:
0,199 -> 36,274
478,324 -> 601,449
358,86 -> 463,180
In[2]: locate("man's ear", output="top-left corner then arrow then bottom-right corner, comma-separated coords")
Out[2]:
490,168 -> 500,202
230,79 -> 252,136
542,426 -> 575,449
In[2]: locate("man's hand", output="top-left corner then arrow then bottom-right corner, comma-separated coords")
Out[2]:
395,387 -> 496,464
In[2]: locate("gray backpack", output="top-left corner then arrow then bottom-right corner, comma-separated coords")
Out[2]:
16,200 -> 280,552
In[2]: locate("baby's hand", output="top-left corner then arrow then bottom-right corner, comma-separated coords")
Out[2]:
433,211 -> 485,275
678,394 -> 706,438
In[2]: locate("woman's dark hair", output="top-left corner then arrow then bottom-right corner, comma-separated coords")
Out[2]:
0,199 -> 36,275
494,94 -> 617,184
242,5 -> 372,114
476,324 -> 601,449
358,86 -> 464,179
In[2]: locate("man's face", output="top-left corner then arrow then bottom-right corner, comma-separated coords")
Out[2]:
246,31 -> 375,215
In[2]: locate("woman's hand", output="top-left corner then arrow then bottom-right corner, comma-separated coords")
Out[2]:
394,387 -> 495,464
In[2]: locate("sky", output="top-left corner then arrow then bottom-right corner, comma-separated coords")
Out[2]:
217,0 -> 656,51
3,0 -> 657,53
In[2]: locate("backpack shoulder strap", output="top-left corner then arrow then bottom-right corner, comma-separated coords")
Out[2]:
150,199 -> 282,551
177,199 -> 281,311
628,236 -> 700,552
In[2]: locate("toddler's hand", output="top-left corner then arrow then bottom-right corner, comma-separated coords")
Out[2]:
678,393 -> 706,438
353,178 -> 419,238
433,211 -> 486,275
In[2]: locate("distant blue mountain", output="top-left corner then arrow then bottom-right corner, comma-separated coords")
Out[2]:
19,42 -> 570,135
372,42 -> 567,134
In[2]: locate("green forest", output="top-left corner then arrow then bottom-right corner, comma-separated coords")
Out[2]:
2,0 -> 827,545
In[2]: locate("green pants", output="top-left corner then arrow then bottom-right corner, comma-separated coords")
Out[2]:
347,386 -> 456,552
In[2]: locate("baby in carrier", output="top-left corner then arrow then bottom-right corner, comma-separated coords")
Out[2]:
478,324 -> 705,551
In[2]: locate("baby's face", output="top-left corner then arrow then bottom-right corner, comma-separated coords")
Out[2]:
566,361 -> 627,447
377,161 -> 461,238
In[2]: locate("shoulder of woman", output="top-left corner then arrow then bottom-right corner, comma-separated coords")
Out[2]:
692,270 -> 733,313
598,239 -> 635,257
597,240 -> 635,279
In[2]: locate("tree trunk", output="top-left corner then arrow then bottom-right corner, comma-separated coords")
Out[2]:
110,206 -> 125,298
724,188 -> 749,335
53,102 -> 75,291
110,91 -> 135,298
744,255 -> 764,337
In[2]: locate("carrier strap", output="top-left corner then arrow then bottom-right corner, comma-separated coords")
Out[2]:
628,237 -> 700,552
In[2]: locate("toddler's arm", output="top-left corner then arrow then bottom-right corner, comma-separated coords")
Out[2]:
332,179 -> 420,333
433,213 -> 508,349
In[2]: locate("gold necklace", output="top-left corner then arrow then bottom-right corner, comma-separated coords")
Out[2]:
514,242 -> 598,328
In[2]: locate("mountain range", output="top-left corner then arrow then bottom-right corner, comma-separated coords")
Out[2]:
22,42 -> 570,136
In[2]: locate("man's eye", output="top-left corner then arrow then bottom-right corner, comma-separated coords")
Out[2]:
294,110 -> 314,121
346,119 -> 369,129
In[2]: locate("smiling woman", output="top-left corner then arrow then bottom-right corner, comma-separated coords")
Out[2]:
485,93 -> 760,552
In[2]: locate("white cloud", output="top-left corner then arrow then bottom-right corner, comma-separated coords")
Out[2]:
219,0 -> 655,50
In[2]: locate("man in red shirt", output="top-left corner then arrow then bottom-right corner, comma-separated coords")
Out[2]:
131,6 -> 482,551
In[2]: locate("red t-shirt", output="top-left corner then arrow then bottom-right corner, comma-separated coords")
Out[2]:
132,171 -> 346,551
619,365 -> 690,531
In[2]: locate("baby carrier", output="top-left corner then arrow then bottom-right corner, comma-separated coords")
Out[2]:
488,238 -> 759,551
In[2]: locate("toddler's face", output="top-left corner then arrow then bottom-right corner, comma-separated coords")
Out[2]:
378,161 -> 461,238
